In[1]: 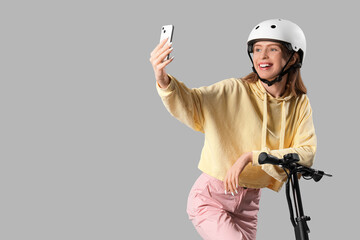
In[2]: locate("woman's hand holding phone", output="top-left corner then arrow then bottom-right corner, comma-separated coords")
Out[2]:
150,25 -> 174,89
149,38 -> 174,89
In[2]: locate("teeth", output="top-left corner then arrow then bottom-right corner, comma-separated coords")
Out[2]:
260,64 -> 271,67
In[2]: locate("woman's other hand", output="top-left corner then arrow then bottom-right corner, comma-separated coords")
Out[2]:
224,152 -> 253,195
149,38 -> 174,88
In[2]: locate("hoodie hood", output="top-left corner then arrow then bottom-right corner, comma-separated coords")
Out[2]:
249,80 -> 295,151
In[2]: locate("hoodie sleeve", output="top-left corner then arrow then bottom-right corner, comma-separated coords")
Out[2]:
156,74 -> 205,132
252,96 -> 317,183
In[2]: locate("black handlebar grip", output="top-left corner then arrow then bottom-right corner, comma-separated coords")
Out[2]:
258,152 -> 268,164
258,152 -> 281,165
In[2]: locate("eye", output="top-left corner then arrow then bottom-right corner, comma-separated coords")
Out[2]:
270,48 -> 278,52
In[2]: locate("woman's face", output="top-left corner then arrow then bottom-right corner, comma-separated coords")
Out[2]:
252,41 -> 289,81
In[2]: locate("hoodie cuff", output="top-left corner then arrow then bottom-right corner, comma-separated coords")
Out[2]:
252,151 -> 261,166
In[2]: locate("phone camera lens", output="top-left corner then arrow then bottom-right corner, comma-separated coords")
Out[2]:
163,30 -> 166,33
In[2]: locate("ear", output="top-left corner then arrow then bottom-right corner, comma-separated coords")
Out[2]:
289,53 -> 300,66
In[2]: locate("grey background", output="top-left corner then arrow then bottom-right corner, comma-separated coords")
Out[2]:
1,0 -> 358,239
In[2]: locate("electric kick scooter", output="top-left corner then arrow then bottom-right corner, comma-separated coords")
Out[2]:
258,152 -> 332,240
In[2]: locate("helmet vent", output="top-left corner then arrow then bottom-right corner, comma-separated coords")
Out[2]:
255,26 -> 260,29
271,25 -> 276,29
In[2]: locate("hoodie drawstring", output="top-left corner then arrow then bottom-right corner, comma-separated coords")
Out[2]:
261,92 -> 287,151
261,93 -> 268,150
279,101 -> 286,150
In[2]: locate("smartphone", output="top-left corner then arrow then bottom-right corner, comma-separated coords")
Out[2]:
160,25 -> 174,61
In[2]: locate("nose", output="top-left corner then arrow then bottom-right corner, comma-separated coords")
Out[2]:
260,49 -> 269,59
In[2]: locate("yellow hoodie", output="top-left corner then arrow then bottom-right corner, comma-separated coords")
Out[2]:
157,74 -> 316,192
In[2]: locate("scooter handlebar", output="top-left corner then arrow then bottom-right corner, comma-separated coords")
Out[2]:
258,152 -> 332,182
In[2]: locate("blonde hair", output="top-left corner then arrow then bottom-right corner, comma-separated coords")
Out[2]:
243,51 -> 307,96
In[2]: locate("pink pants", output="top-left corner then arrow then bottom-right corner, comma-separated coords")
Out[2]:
187,173 -> 261,240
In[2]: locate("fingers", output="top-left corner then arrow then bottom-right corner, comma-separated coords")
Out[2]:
157,55 -> 174,71
149,42 -> 173,70
224,180 -> 228,195
150,38 -> 169,57
224,173 -> 240,196
224,175 -> 232,195
150,38 -> 172,61
229,174 -> 238,195
155,46 -> 173,66
235,176 -> 239,193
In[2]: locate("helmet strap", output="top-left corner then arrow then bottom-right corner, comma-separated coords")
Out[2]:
248,50 -> 302,87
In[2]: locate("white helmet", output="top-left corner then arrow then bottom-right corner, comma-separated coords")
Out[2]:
247,19 -> 306,63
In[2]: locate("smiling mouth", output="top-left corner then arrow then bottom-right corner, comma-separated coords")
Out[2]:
259,63 -> 273,70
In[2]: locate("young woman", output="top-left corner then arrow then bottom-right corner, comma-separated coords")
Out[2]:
149,19 -> 316,240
